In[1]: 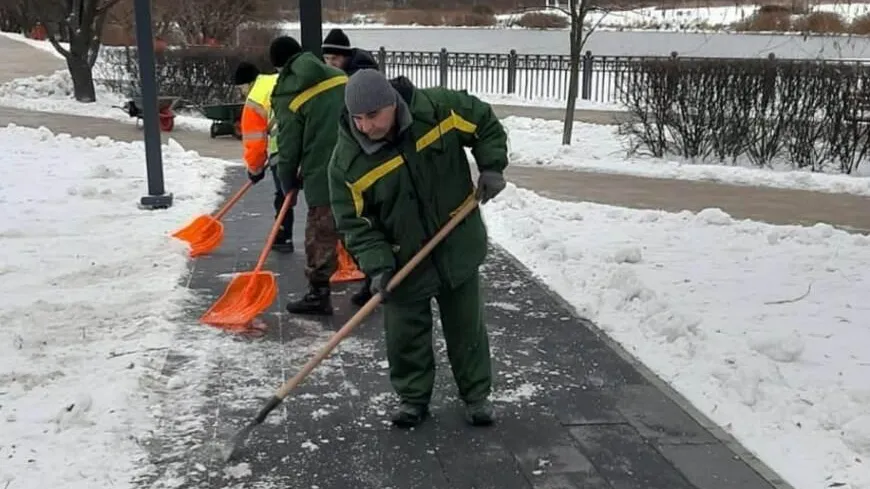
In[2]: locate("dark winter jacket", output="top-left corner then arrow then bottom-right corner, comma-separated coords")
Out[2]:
327,76 -> 509,303
271,51 -> 347,207
342,48 -> 379,75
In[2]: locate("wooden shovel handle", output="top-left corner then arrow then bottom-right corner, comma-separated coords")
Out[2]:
274,194 -> 480,400
253,189 -> 296,273
213,180 -> 253,221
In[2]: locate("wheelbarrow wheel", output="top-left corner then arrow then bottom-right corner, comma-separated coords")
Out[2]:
158,110 -> 175,132
210,123 -> 218,139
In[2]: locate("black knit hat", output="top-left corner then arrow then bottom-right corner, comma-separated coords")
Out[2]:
269,36 -> 302,68
233,61 -> 259,85
322,28 -> 351,56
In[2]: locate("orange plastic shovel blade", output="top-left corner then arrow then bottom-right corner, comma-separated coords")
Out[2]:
171,215 -> 225,256
188,221 -> 225,257
200,271 -> 278,328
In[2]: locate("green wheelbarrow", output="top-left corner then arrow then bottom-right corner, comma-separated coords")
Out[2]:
200,103 -> 245,139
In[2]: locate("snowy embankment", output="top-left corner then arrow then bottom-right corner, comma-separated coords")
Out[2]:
483,184 -> 870,489
0,124 -> 231,488
503,116 -> 870,196
0,69 -> 213,132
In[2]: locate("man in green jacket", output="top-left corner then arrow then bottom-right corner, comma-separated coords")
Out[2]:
327,69 -> 508,428
269,36 -> 347,315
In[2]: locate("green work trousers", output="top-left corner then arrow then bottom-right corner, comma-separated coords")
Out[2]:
383,270 -> 493,405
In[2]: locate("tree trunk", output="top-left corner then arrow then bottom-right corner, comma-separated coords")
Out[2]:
67,54 -> 97,103
562,12 -> 583,146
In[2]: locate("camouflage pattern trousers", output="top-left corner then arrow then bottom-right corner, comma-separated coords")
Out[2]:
304,205 -> 340,287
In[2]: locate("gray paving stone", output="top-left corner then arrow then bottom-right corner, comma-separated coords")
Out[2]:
614,385 -> 717,445
548,387 -> 627,426
530,473 -> 614,489
569,424 -> 697,489
656,443 -> 777,489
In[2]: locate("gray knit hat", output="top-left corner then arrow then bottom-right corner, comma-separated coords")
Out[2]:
344,69 -> 397,115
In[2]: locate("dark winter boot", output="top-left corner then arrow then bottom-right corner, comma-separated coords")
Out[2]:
350,277 -> 373,306
464,399 -> 495,426
285,285 -> 332,316
271,226 -> 294,253
391,402 -> 429,428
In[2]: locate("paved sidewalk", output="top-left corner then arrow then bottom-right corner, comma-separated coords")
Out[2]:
0,35 -> 64,84
136,166 -> 788,489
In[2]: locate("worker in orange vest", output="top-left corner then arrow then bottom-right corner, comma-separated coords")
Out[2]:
233,61 -> 295,251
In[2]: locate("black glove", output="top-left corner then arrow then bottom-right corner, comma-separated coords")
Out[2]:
370,269 -> 395,302
280,172 -> 301,194
247,169 -> 266,184
476,170 -> 506,204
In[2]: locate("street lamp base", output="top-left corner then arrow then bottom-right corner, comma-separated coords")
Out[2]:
140,192 -> 174,210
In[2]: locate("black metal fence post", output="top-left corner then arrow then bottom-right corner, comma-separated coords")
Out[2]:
581,51 -> 593,100
133,0 -> 172,210
439,48 -> 449,87
507,49 -> 517,94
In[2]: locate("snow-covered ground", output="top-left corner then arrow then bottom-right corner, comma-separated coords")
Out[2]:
0,124 -> 232,488
483,184 -> 870,489
503,116 -> 870,196
0,31 -> 68,58
0,69 -> 214,132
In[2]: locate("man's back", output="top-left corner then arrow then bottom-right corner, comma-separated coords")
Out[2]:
271,52 -> 347,208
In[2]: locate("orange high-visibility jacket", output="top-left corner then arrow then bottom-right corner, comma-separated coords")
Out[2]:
241,73 -> 278,174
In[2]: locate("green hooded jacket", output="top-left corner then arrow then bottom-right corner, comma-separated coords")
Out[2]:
327,77 -> 509,303
271,51 -> 347,207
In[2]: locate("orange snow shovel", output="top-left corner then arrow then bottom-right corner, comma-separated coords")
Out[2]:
221,194 -> 481,462
200,190 -> 296,329
172,180 -> 254,257
330,240 -> 366,283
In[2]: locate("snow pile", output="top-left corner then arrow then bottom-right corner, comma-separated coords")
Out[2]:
0,124 -> 230,489
0,69 -> 120,103
0,70 -> 212,132
484,184 -> 870,489
503,116 -> 870,196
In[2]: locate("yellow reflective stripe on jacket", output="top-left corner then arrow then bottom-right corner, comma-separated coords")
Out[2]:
268,110 -> 279,155
415,110 -> 477,152
245,99 -> 268,119
348,110 -> 478,216
247,73 -> 278,113
289,75 -> 348,112
347,155 -> 404,215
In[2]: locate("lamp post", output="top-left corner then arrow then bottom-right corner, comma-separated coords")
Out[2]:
134,0 -> 173,209
299,0 -> 323,57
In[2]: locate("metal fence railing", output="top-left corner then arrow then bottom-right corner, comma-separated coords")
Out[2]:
364,48 -> 870,105
93,45 -> 870,106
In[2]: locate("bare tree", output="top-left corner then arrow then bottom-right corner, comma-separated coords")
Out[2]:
170,0 -> 258,45
20,0 -> 122,102
517,1 -> 609,145
558,0 -> 609,145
